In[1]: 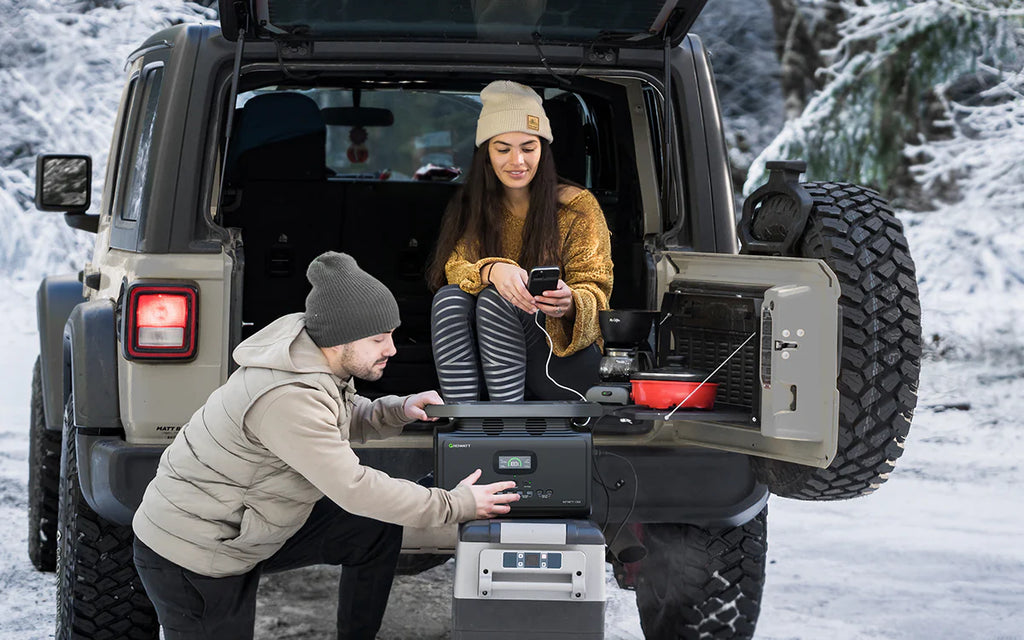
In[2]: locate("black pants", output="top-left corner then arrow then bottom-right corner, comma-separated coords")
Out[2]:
430,284 -> 601,402
133,497 -> 403,640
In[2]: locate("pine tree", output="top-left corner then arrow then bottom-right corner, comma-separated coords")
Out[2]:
747,0 -> 1024,208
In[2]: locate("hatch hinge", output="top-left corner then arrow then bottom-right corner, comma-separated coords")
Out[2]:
584,46 -> 618,65
275,39 -> 315,59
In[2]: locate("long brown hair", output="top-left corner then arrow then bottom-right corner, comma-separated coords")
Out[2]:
427,138 -> 563,291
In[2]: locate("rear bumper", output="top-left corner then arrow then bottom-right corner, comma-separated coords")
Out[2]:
595,446 -> 768,528
359,445 -> 768,529
74,436 -> 767,530
76,433 -> 163,526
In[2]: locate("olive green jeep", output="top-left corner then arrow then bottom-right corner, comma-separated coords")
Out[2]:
29,2 -> 921,638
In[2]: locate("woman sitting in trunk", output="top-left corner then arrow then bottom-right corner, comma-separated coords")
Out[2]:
427,80 -> 613,402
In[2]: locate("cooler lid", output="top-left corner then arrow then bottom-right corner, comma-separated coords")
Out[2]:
461,520 -> 605,545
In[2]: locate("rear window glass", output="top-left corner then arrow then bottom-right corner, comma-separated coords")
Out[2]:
236,88 -> 480,182
120,66 -> 164,222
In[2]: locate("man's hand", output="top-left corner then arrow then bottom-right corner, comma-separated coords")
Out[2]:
458,469 -> 521,518
403,390 -> 443,421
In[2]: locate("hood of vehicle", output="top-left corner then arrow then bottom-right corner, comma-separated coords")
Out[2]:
219,0 -> 709,48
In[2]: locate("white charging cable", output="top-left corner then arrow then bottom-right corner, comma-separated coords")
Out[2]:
534,312 -> 588,402
663,331 -> 757,420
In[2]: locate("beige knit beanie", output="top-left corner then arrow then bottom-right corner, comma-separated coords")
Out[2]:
475,81 -> 553,147
304,252 -> 400,348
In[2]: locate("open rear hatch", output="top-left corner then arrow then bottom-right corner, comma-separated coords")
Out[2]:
219,0 -> 709,47
640,252 -> 842,468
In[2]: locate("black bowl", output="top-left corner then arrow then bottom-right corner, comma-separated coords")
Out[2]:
599,309 -> 657,347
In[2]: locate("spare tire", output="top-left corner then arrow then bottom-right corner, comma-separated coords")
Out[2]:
750,182 -> 922,500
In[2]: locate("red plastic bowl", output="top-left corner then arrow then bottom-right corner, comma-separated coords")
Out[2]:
630,379 -> 718,410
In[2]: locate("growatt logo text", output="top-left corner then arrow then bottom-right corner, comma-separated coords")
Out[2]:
447,442 -> 471,449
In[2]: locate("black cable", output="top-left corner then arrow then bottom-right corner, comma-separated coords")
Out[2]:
596,450 -> 639,555
592,453 -> 613,534
531,32 -> 585,87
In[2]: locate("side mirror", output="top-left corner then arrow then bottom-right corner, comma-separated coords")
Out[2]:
36,154 -> 92,212
35,154 -> 99,233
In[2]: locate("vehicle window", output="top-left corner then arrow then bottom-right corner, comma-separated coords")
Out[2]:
643,85 -> 663,192
236,87 -> 481,182
120,66 -> 164,222
106,75 -> 138,218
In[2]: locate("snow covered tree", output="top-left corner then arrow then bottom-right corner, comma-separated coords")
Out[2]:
692,0 -> 787,195
747,0 -> 1024,209
766,0 -> 840,119
0,0 -> 215,279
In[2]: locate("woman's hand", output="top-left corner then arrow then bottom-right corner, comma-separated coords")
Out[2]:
486,263 -> 537,314
535,280 -> 575,321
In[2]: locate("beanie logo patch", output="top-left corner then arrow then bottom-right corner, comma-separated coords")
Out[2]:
526,115 -> 540,131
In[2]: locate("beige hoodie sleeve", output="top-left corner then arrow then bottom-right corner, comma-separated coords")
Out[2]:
246,386 -> 476,528
348,393 -> 408,444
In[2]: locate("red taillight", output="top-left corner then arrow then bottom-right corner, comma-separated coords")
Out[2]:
123,283 -> 198,360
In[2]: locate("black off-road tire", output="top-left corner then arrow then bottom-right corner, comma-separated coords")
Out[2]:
751,182 -> 922,500
28,357 -> 62,572
56,398 -> 159,640
636,507 -> 768,640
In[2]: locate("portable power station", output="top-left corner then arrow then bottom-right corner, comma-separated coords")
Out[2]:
426,402 -> 608,639
433,402 -> 600,517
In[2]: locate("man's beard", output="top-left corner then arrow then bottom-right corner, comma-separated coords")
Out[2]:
351,360 -> 385,381
338,347 -> 387,381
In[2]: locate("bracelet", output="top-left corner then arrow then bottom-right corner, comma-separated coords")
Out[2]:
482,263 -> 494,284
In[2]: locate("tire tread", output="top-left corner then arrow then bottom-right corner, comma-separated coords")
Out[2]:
752,183 -> 922,500
28,357 -> 62,572
56,398 -> 159,640
636,508 -> 768,639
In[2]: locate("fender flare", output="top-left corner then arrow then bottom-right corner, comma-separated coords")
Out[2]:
63,299 -> 121,434
35,275 -> 87,430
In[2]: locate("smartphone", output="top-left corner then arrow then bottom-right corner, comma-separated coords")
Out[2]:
527,266 -> 561,296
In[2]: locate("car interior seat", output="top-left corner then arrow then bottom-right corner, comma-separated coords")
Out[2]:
221,92 -> 340,339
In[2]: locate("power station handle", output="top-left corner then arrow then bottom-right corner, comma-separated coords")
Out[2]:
486,580 -> 574,593
479,571 -> 586,598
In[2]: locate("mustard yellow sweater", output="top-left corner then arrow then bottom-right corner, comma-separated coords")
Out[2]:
444,189 -> 613,357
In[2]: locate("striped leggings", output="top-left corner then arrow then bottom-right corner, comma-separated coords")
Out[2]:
430,284 -> 600,402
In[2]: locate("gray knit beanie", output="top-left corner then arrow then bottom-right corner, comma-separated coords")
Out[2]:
475,80 -> 553,147
304,252 -> 400,348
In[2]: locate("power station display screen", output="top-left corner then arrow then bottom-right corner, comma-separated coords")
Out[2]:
497,454 -> 532,471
